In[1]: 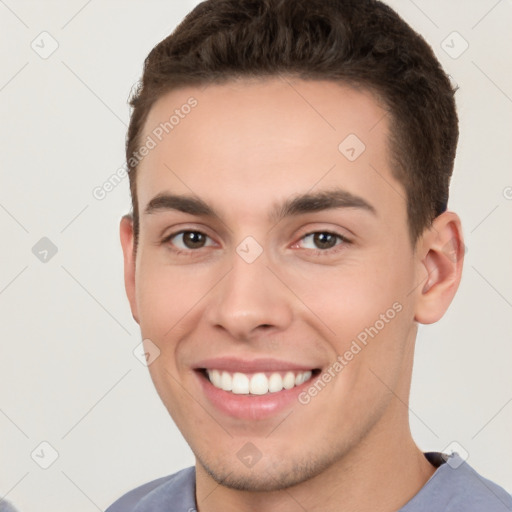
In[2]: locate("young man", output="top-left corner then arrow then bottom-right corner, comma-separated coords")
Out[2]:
110,0 -> 512,510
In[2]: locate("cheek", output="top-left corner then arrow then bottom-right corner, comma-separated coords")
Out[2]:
135,256 -> 214,341
145,361 -> 199,437
288,250 -> 412,335
283,247 -> 414,398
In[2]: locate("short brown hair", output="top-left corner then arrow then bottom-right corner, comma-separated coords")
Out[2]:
126,0 -> 458,250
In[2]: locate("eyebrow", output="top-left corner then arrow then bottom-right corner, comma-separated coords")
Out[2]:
143,188 -> 377,220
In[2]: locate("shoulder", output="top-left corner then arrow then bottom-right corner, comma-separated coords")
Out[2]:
401,452 -> 512,512
106,466 -> 196,512
0,501 -> 19,512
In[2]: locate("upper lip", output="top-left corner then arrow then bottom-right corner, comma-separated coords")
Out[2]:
194,357 -> 318,373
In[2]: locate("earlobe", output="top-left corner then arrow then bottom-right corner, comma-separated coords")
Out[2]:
119,214 -> 140,324
414,211 -> 465,324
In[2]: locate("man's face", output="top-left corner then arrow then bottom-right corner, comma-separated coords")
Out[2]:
124,78 -> 424,490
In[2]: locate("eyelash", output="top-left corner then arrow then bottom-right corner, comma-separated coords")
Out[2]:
295,232 -> 351,255
161,229 -> 352,256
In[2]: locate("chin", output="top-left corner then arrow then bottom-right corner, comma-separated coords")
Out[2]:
198,452 -> 335,492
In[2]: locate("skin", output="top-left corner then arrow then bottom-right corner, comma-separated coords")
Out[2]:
120,77 -> 464,512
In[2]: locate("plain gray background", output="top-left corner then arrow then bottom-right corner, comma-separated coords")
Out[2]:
0,1 -> 511,510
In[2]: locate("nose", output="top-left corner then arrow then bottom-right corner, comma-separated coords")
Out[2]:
205,250 -> 294,341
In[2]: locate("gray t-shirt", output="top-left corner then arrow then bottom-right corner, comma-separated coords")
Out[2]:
106,452 -> 512,511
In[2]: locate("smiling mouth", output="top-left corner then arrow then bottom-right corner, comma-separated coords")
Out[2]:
199,368 -> 320,395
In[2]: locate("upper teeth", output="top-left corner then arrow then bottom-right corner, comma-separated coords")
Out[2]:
206,369 -> 313,395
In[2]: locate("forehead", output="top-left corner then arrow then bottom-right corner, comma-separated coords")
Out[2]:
136,77 -> 403,224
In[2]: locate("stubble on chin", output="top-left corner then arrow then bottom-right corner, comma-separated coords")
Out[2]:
195,447 -> 347,493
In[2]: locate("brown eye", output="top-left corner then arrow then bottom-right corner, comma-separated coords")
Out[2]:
182,231 -> 207,249
297,231 -> 349,252
166,230 -> 214,251
312,232 -> 338,249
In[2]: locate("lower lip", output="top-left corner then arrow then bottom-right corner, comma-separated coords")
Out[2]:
196,371 -> 314,420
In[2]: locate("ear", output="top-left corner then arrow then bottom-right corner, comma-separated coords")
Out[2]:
413,211 -> 465,324
119,214 -> 140,324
